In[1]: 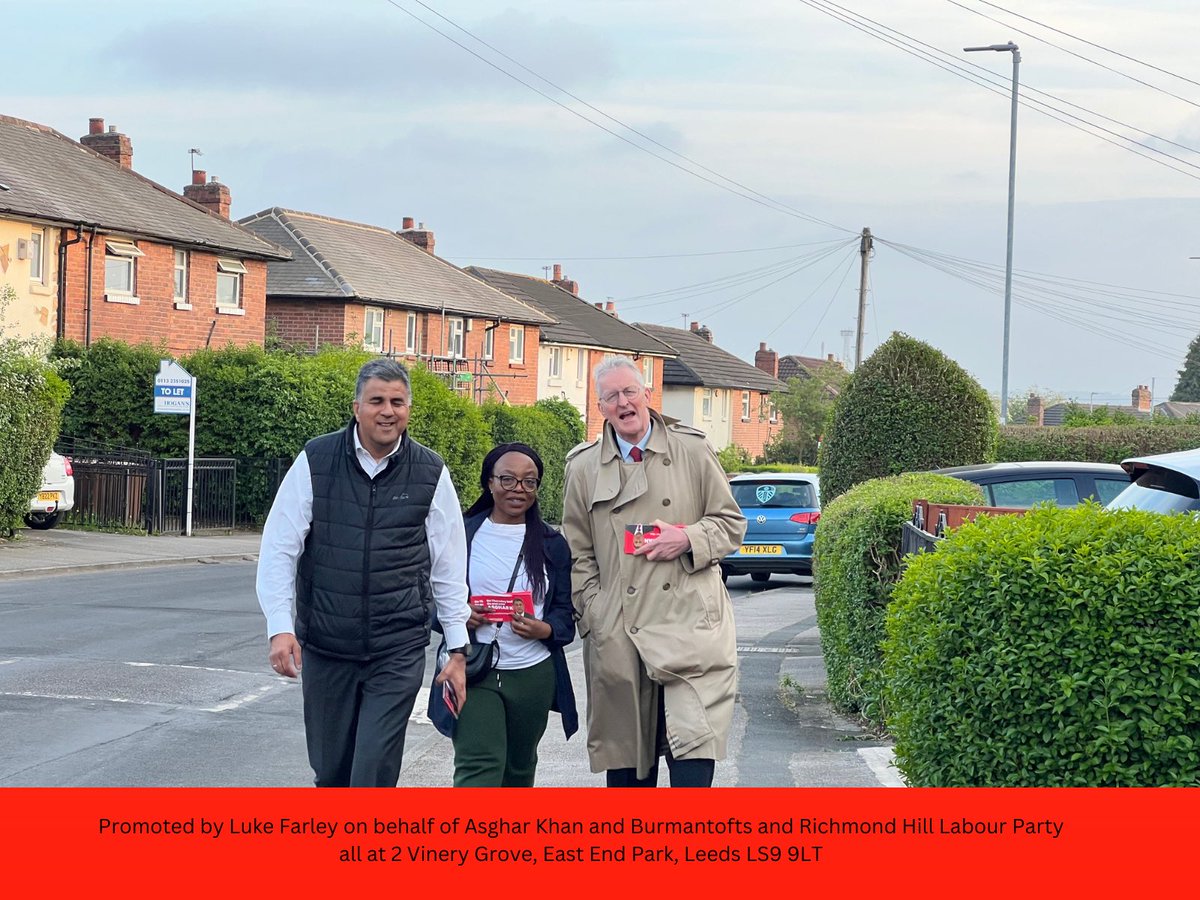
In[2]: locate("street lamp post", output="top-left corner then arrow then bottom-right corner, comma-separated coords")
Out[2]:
965,41 -> 1020,425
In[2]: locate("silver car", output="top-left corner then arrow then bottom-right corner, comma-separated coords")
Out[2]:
1106,448 -> 1200,514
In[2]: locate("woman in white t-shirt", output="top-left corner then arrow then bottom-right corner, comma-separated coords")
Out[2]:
430,442 -> 578,786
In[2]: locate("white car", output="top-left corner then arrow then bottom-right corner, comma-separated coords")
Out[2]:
25,451 -> 75,530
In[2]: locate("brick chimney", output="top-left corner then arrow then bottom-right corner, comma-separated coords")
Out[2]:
550,262 -> 579,296
754,342 -> 778,377
604,301 -> 617,318
1131,384 -> 1151,411
183,170 -> 232,218
690,321 -> 699,333
80,118 -> 133,169
398,218 -> 436,255
1026,394 -> 1044,426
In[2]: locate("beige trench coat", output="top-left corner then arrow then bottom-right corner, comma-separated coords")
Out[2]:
562,410 -> 747,778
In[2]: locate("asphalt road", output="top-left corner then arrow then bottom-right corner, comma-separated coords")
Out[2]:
0,563 -> 891,787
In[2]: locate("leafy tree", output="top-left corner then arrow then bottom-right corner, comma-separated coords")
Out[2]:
1171,332 -> 1200,401
533,397 -> 586,445
768,363 -> 850,465
818,333 -> 997,502
1060,404 -> 1138,427
716,443 -> 751,472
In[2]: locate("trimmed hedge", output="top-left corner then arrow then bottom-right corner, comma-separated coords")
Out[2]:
812,472 -> 984,725
725,463 -> 819,475
0,343 -> 70,534
886,505 -> 1200,786
998,423 -> 1200,464
818,333 -> 997,502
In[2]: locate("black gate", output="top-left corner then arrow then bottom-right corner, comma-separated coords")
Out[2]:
147,458 -> 237,534
57,440 -> 154,531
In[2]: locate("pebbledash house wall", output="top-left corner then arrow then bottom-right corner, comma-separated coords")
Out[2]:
60,237 -> 267,354
266,300 -> 542,407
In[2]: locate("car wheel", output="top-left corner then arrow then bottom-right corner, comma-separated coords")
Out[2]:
750,572 -> 770,584
24,511 -> 61,530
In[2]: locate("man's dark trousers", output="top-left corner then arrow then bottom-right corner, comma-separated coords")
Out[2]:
301,643 -> 426,787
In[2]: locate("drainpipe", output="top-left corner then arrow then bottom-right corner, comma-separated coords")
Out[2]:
84,227 -> 98,347
56,224 -> 85,341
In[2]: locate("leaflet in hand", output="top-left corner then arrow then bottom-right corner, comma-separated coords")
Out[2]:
471,590 -> 533,622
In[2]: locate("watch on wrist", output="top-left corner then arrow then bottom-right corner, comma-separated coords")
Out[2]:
448,645 -> 469,657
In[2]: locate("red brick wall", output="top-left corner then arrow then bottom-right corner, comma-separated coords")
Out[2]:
266,298 -> 349,351
731,389 -> 782,460
61,233 -> 267,353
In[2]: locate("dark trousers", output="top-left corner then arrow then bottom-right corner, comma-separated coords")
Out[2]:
605,686 -> 715,788
301,643 -> 426,787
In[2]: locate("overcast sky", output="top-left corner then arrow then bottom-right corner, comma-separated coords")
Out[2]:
8,0 -> 1200,405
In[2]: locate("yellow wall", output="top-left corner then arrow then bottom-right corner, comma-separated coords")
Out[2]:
0,218 -> 59,340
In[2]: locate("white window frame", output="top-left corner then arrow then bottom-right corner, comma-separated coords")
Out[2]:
576,348 -> 586,384
216,257 -> 247,312
173,248 -> 189,307
446,318 -> 465,357
642,356 -> 653,388
742,391 -> 751,421
702,388 -> 713,420
509,325 -> 525,363
29,228 -> 45,283
548,346 -> 563,379
363,306 -> 385,352
482,324 -> 494,360
770,399 -> 778,423
405,312 -> 418,354
104,239 -> 143,303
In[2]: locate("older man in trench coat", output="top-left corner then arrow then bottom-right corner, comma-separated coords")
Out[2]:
562,356 -> 746,787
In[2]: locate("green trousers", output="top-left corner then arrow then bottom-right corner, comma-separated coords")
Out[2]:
452,656 -> 556,787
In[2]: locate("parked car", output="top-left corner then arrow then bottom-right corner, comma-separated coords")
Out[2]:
722,472 -> 820,583
1106,448 -> 1200,514
25,452 -> 75,530
931,461 -> 1130,508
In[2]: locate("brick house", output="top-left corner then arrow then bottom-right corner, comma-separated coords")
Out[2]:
0,115 -> 289,352
239,209 -> 554,405
1027,385 -> 1155,426
634,321 -> 787,459
465,264 -> 676,438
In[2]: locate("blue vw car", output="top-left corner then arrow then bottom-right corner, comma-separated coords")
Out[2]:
722,472 -> 821,583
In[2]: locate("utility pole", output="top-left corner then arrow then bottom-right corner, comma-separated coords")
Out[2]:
855,227 -> 873,370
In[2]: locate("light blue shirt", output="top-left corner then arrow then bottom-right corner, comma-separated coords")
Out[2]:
614,420 -> 652,463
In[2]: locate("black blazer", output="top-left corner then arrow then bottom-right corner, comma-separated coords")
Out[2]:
428,511 -> 579,739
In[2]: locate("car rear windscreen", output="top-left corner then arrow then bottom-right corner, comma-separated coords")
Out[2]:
731,481 -> 817,509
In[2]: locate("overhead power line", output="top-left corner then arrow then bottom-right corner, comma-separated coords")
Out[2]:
445,238 -> 851,262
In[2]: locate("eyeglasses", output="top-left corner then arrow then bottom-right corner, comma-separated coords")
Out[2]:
493,474 -> 540,492
600,386 -> 643,405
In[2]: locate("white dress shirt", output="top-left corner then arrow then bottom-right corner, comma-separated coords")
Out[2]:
255,427 -> 471,651
614,420 -> 653,462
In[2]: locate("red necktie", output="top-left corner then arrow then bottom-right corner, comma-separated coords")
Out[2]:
629,447 -> 643,462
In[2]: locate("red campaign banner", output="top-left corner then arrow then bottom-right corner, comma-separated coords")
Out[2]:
3,787 -> 1194,894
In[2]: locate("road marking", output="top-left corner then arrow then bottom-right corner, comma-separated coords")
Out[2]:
858,746 -> 907,787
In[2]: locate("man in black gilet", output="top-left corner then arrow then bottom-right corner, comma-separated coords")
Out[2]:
256,358 -> 470,787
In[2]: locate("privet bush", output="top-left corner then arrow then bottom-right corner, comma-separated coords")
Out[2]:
818,333 -> 996,502
998,424 -> 1200,465
480,402 -> 578,522
813,473 -> 984,726
0,344 -> 70,534
886,505 -> 1200,786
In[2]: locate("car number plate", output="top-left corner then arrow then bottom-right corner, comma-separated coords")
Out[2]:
37,491 -> 61,502
740,545 -> 783,555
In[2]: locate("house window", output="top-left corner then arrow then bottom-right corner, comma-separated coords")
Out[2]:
548,346 -> 563,379
770,400 -> 778,423
405,312 -> 418,353
482,325 -> 494,360
216,257 -> 247,310
173,249 -> 188,304
642,357 -> 653,388
104,239 -> 143,301
742,391 -> 751,421
446,318 -> 465,357
29,229 -> 45,283
509,325 -> 524,363
577,349 -> 586,383
363,307 -> 385,352
702,388 -> 713,420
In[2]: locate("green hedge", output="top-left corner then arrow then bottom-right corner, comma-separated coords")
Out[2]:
0,343 -> 70,534
998,424 -> 1200,464
813,472 -> 985,726
886,505 -> 1200,786
724,463 -> 819,475
818,333 -> 997,502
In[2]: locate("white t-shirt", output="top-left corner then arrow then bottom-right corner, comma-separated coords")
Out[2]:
469,517 -> 551,671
